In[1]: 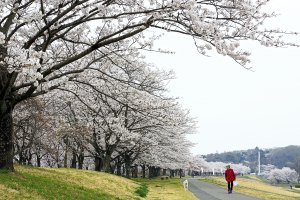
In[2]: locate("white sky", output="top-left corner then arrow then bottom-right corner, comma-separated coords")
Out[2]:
143,0 -> 300,155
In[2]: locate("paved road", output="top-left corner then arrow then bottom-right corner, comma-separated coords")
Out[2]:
183,178 -> 264,200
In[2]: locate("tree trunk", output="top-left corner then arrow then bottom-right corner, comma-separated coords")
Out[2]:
154,167 -> 158,177
134,164 -> 138,178
117,160 -> 122,176
95,157 -> 102,171
110,162 -> 116,174
27,150 -> 32,166
102,155 -> 111,173
158,167 -> 161,176
0,109 -> 14,171
124,155 -> 131,179
163,169 -> 166,175
78,152 -> 84,170
37,155 -> 41,167
71,151 -> 77,168
63,136 -> 68,168
122,164 -> 125,177
18,151 -> 23,165
170,169 -> 174,178
149,166 -> 153,178
142,165 -> 146,178
131,167 -> 134,178
22,150 -> 27,165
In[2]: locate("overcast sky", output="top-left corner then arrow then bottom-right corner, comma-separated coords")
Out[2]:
143,0 -> 300,155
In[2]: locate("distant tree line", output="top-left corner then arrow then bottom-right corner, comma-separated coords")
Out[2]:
204,146 -> 300,173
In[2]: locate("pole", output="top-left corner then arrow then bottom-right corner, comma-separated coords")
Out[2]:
258,151 -> 260,174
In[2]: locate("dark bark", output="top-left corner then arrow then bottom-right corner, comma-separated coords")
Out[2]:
18,150 -> 25,165
163,169 -> 166,175
71,150 -> 77,168
27,150 -> 32,166
102,155 -> 111,173
131,167 -> 134,178
170,169 -> 174,178
95,157 -> 102,171
37,154 -> 41,167
148,166 -> 154,178
110,162 -> 116,174
124,154 -> 131,179
78,152 -> 84,170
134,164 -> 138,178
0,108 -> 14,171
157,167 -> 161,177
142,165 -> 146,178
63,136 -> 68,168
116,159 -> 122,176
153,167 -> 158,177
122,164 -> 125,176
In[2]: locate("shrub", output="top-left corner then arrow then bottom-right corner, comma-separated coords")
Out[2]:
295,184 -> 300,188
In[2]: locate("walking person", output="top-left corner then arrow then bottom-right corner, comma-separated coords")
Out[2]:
225,165 -> 236,194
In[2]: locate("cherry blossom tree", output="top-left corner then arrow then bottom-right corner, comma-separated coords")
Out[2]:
0,0 -> 298,171
191,155 -> 250,174
268,168 -> 285,183
268,167 -> 298,183
259,164 -> 276,179
281,167 -> 298,184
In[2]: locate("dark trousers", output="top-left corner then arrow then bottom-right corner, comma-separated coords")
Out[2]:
228,181 -> 233,191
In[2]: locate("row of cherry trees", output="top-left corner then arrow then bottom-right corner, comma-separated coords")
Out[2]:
191,154 -> 251,174
0,0 -> 298,171
12,57 -> 196,177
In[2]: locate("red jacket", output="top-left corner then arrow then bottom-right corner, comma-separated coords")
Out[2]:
225,168 -> 236,182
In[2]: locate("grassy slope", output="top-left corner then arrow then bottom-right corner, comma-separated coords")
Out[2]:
0,165 -> 143,200
134,176 -> 198,200
0,165 -> 197,200
200,175 -> 300,200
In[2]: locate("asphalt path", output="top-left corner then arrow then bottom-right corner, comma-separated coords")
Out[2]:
183,178 -> 264,200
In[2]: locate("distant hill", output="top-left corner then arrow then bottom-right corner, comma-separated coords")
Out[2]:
203,145 -> 300,172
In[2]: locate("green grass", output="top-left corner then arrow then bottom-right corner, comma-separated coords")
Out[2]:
0,165 -> 199,200
0,165 -> 145,200
133,176 -> 198,200
0,170 -> 10,174
135,184 -> 148,197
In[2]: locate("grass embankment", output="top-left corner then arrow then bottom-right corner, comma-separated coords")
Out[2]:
200,175 -> 300,200
0,165 -> 196,200
0,165 -> 145,200
134,176 -> 198,200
